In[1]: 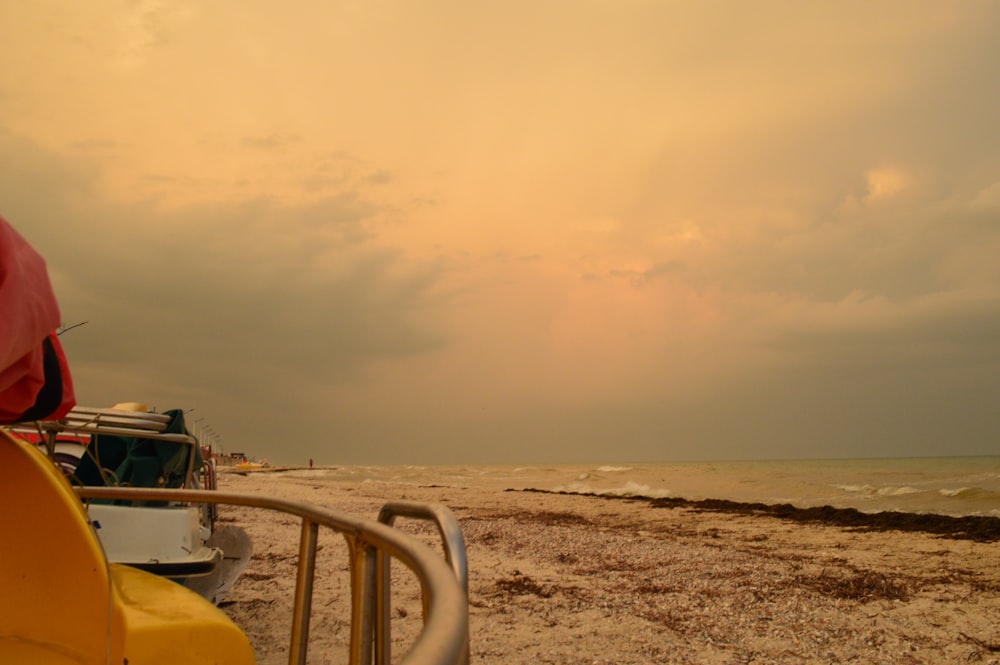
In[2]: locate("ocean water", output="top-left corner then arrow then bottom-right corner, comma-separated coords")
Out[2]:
282,456 -> 1000,518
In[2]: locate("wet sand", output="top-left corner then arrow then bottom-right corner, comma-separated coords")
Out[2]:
217,469 -> 1000,665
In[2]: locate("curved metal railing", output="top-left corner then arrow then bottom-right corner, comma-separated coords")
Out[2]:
377,502 -> 470,665
76,486 -> 469,665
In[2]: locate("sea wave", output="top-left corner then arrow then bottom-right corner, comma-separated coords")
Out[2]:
833,484 -> 921,497
284,469 -> 329,478
877,485 -> 921,497
551,480 -> 673,499
268,457 -> 999,517
939,487 -> 1000,501
833,484 -> 872,494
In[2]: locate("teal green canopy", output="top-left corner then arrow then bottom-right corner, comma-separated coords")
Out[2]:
72,409 -> 201,500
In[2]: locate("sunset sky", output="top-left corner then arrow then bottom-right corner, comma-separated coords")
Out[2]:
3,1 -> 998,464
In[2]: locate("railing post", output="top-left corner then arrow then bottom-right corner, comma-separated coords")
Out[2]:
347,535 -> 377,665
289,519 -> 319,665
375,543 -> 391,665
377,503 -> 468,596
377,502 -> 469,665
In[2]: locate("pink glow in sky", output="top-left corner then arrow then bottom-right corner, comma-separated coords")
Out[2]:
3,2 -> 998,463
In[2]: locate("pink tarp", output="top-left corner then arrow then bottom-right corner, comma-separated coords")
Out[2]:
0,215 -> 75,422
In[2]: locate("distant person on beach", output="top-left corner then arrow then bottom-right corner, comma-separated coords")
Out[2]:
309,458 -> 314,468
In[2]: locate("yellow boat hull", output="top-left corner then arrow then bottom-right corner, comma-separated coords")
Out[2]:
0,430 -> 255,664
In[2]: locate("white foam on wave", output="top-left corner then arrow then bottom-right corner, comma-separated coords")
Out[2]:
876,485 -> 921,497
595,465 -> 633,473
937,486 -> 1000,500
605,481 -> 673,499
833,484 -> 876,495
551,480 -> 673,499
834,483 -> 920,497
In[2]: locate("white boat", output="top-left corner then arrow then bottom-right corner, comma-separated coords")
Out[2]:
5,402 -> 471,663
1,424 -> 470,665
1,214 -> 469,663
12,403 -> 251,603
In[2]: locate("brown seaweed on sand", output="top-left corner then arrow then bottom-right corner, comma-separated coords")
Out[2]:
520,489 -> 1000,541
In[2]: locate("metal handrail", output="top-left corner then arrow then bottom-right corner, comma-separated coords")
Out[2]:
377,502 -> 470,665
76,486 -> 469,665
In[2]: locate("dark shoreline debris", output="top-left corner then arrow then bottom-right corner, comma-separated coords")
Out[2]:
515,488 -> 1000,542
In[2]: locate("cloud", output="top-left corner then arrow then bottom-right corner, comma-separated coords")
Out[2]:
117,0 -> 195,69
241,131 -> 303,151
3,2 -> 999,463
972,181 -> 1000,209
864,167 -> 908,203
0,129 -> 450,429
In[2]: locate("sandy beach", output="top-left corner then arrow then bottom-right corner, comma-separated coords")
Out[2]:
217,469 -> 1000,665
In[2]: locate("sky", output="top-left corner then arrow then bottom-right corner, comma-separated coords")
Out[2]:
2,1 -> 999,465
